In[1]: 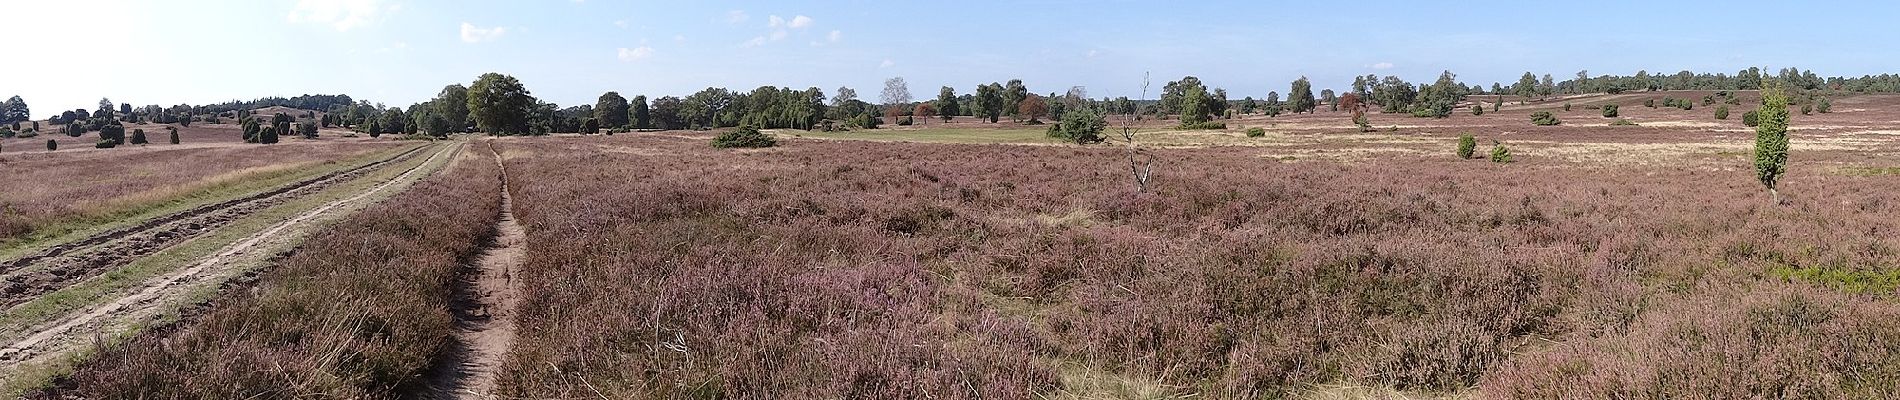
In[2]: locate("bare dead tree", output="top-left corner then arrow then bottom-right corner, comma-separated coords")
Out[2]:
1121,72 -> 1156,192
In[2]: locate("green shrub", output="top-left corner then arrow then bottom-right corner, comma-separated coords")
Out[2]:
130,128 -> 148,144
1490,141 -> 1512,163
1716,105 -> 1730,120
1801,103 -> 1813,116
18,129 -> 37,138
897,117 -> 914,126
168,127 -> 180,144
1048,108 -> 1108,144
1563,103 -> 1572,111
1645,98 -> 1656,108
1177,121 -> 1227,130
1246,127 -> 1266,137
1601,105 -> 1619,118
260,126 -> 279,144
1743,110 -> 1761,127
1457,134 -> 1476,159
1471,105 -> 1484,116
98,123 -> 126,145
712,125 -> 777,148
1354,113 -> 1372,132
1530,111 -> 1561,126
1682,102 -> 1693,111
1609,119 -> 1638,126
46,139 -> 56,151
94,139 -> 116,149
1817,97 -> 1832,113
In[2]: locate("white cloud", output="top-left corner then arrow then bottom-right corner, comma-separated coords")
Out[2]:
1087,49 -> 1099,58
768,15 -> 785,28
769,30 -> 788,41
614,20 -> 627,28
618,46 -> 653,61
287,0 -> 393,31
1370,62 -> 1395,70
460,22 -> 507,43
789,15 -> 813,29
726,10 -> 750,24
743,36 -> 767,47
827,30 -> 842,42
879,59 -> 894,68
674,35 -> 686,42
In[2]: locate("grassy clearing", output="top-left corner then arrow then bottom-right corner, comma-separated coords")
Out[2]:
0,144 -> 418,261
0,143 -> 458,396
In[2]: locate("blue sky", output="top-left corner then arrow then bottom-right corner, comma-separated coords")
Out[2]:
10,0 -> 1900,118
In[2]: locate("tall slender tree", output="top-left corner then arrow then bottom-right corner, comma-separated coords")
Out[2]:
1754,83 -> 1791,204
934,86 -> 959,122
630,95 -> 651,129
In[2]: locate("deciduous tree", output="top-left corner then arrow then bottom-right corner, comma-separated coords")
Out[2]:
467,73 -> 535,135
1017,94 -> 1047,123
595,92 -> 630,128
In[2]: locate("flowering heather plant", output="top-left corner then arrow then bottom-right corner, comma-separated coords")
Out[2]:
48,147 -> 503,398
480,134 -> 1900,397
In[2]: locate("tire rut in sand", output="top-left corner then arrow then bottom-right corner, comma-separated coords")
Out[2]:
0,143 -> 458,373
424,141 -> 525,399
0,145 -> 430,308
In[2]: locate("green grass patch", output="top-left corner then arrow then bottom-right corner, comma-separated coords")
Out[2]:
1840,166 -> 1900,176
797,127 -> 1060,145
0,145 -> 421,261
1769,264 -> 1900,295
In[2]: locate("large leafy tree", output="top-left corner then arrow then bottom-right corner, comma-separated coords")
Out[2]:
595,91 -> 630,128
433,84 -> 470,132
466,73 -> 535,135
1288,77 -> 1316,114
650,96 -> 684,130
975,83 -> 1004,123
1003,79 -> 1028,120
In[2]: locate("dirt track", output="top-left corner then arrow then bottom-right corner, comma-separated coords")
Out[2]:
0,144 -> 429,309
426,141 -> 525,399
0,142 -> 460,376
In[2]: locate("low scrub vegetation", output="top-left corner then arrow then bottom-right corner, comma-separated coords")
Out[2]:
711,125 -> 776,148
1531,111 -> 1561,126
463,135 -> 1900,397
47,146 -> 503,397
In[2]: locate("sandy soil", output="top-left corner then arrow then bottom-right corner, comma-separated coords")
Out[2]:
426,141 -> 524,399
0,143 -> 459,375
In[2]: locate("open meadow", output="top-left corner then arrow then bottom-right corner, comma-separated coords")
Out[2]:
17,89 -> 1900,398
7,2 -> 1900,395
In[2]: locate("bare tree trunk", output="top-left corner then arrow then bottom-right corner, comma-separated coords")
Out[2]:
1770,187 -> 1782,205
